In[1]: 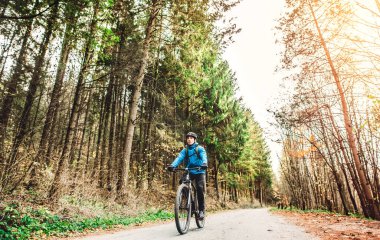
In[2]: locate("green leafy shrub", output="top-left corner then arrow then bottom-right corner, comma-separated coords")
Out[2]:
0,203 -> 174,239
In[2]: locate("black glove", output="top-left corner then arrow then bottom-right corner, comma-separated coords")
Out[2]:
167,165 -> 176,172
201,163 -> 208,170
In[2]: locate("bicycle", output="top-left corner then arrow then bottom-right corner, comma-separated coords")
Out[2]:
168,166 -> 207,234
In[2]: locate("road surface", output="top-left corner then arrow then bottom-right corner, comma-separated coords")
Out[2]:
73,208 -> 318,240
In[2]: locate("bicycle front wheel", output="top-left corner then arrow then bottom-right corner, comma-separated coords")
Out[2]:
174,184 -> 191,234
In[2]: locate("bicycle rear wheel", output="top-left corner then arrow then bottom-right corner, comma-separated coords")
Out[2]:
195,213 -> 205,228
193,187 -> 205,228
175,184 -> 191,234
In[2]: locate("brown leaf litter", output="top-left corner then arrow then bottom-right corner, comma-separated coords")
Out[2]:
272,210 -> 380,240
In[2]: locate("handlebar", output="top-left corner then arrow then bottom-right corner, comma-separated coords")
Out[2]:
175,167 -> 202,171
166,166 -> 207,172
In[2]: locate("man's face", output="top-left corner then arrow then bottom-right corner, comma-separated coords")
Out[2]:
186,136 -> 195,145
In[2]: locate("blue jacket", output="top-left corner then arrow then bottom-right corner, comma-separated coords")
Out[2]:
171,143 -> 207,174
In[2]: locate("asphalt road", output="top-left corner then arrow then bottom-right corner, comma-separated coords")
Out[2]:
74,208 -> 318,240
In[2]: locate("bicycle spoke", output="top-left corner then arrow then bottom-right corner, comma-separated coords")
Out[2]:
175,184 -> 191,234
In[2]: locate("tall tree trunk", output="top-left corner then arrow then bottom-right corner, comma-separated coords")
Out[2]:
0,25 -> 19,86
68,100 -> 83,167
116,86 -> 127,191
8,0 -> 59,171
0,12 -> 35,188
84,125 -> 93,177
315,106 -> 350,215
136,91 -> 145,189
308,0 -> 380,220
35,12 -> 76,167
249,177 -> 254,204
72,88 -> 92,187
107,85 -> 117,191
49,3 -> 98,199
92,93 -> 105,179
49,67 -> 84,199
117,0 -> 163,198
145,91 -> 155,188
30,7 -> 78,189
324,104 -> 363,214
256,180 -> 262,207
214,156 -> 220,200
113,21 -> 128,191
340,161 -> 358,213
106,39 -> 121,191
146,11 -> 163,189
99,73 -> 114,188
375,0 -> 380,12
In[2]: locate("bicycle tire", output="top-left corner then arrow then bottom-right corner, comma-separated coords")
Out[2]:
195,212 -> 205,228
174,184 -> 191,234
193,186 -> 205,228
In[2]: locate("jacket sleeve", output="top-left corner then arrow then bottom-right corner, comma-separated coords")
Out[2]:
171,148 -> 186,167
199,146 -> 207,165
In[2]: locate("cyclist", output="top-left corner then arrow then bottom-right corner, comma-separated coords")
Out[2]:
168,132 -> 208,220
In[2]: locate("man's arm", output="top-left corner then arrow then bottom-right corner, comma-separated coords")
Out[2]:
171,148 -> 186,167
199,146 -> 208,166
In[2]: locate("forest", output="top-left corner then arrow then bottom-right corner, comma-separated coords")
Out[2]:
275,0 -> 380,220
0,0 -> 273,214
3,0 -> 380,237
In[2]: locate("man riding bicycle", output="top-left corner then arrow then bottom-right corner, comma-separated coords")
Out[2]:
168,132 -> 208,220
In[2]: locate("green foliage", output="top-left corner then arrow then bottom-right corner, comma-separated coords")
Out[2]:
103,0 -> 115,9
0,0 -> 269,215
99,27 -> 120,48
0,203 -> 173,239
96,26 -> 120,64
156,0 -> 273,195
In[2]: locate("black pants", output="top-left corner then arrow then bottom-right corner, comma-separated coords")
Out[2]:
190,173 -> 206,212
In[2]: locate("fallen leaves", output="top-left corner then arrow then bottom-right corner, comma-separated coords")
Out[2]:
272,210 -> 380,240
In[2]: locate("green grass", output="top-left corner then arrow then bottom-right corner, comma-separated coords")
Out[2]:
0,203 -> 174,240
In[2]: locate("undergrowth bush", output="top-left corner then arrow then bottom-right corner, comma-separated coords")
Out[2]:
0,202 -> 173,240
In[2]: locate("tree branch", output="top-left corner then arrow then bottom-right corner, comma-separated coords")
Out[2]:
0,1 -> 59,20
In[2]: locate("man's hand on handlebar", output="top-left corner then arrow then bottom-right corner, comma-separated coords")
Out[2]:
167,165 -> 176,172
167,165 -> 207,171
201,163 -> 208,170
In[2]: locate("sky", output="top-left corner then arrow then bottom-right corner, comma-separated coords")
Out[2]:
222,0 -> 286,175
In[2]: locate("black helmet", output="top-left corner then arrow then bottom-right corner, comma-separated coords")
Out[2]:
186,132 -> 197,139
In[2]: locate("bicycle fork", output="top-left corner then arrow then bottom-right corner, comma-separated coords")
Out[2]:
187,185 -> 192,213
